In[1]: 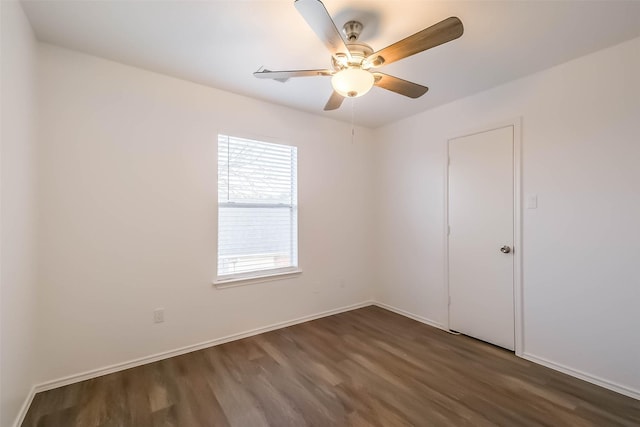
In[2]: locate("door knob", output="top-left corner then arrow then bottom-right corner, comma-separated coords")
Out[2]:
500,245 -> 511,254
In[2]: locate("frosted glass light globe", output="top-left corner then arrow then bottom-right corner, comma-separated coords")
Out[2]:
331,68 -> 374,98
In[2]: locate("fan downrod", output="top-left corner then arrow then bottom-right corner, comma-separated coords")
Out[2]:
342,21 -> 363,42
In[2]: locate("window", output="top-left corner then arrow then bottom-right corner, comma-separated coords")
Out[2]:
217,134 -> 298,282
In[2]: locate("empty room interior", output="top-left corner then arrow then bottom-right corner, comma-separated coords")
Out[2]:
2,0 -> 640,426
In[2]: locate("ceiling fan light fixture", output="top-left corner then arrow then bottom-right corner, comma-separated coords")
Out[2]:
331,68 -> 374,98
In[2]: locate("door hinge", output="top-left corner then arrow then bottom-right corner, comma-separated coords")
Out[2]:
448,156 -> 451,166
448,296 -> 451,306
447,225 -> 451,236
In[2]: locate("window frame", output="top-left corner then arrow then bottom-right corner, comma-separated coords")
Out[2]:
214,133 -> 301,288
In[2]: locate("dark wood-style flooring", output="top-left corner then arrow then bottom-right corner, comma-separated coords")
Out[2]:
23,306 -> 640,426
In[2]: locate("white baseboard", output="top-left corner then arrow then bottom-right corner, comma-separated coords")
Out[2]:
522,352 -> 640,400
34,300 -> 375,393
373,301 -> 447,331
12,385 -> 36,427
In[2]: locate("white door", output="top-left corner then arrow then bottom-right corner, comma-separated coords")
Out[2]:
448,125 -> 515,350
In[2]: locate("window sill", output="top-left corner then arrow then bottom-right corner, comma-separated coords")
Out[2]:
213,269 -> 302,289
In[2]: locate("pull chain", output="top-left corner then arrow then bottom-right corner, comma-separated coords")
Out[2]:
351,98 -> 355,144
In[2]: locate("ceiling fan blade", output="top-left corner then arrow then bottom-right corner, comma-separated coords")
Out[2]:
366,17 -> 463,67
324,91 -> 344,111
254,68 -> 333,83
373,73 -> 429,98
295,0 -> 351,60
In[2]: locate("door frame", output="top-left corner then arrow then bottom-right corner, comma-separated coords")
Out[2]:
443,117 -> 524,356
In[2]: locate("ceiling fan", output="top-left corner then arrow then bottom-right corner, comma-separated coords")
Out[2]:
254,0 -> 464,111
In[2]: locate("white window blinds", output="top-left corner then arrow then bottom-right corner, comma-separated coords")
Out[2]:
217,135 -> 298,279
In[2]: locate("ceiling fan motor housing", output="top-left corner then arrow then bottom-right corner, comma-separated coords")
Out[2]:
332,42 -> 374,71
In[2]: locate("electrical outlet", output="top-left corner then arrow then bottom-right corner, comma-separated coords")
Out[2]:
153,308 -> 164,323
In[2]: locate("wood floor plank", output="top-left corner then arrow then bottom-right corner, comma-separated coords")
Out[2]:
22,306 -> 640,426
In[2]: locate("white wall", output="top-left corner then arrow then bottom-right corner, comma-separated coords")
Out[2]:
374,36 -> 640,396
0,1 -> 39,425
36,44 -> 375,384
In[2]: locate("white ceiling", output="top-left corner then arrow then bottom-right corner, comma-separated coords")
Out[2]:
22,0 -> 640,128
